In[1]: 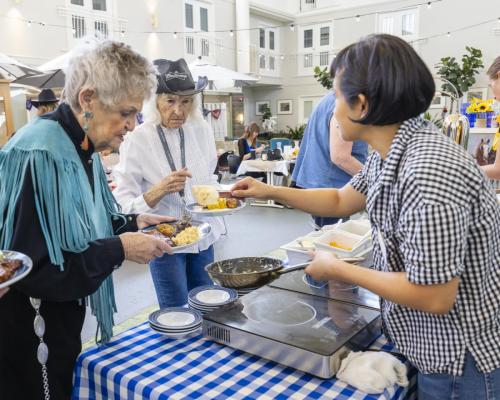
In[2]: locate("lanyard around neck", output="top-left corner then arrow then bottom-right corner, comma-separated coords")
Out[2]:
156,124 -> 186,197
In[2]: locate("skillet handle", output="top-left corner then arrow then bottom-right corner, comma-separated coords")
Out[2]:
278,263 -> 309,275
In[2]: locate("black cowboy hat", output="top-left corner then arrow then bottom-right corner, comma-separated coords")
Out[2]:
30,88 -> 59,107
154,58 -> 208,96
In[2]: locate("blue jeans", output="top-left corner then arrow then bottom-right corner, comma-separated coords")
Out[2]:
149,246 -> 214,308
418,352 -> 500,399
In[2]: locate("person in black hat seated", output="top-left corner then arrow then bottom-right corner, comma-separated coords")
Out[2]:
31,88 -> 59,116
114,58 -> 224,308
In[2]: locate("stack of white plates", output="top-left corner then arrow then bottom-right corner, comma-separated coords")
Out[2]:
148,308 -> 203,338
235,286 -> 260,297
188,285 -> 238,314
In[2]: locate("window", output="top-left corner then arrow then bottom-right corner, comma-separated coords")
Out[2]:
71,0 -> 84,5
378,9 -> 418,40
303,29 -> 313,48
269,31 -> 274,50
303,100 -> 313,119
303,53 -> 312,68
381,16 -> 394,34
94,20 -> 108,37
200,7 -> 208,32
259,54 -> 265,69
92,0 -> 106,11
185,3 -> 193,28
402,13 -> 415,36
72,15 -> 86,38
186,36 -> 194,54
320,27 -> 329,46
269,56 -> 275,70
201,38 -> 209,56
259,29 -> 265,49
320,52 -> 329,66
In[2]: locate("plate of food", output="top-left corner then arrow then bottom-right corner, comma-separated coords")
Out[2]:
187,185 -> 246,217
142,220 -> 211,253
0,250 -> 33,290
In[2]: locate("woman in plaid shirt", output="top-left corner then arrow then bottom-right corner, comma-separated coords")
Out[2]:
232,34 -> 500,399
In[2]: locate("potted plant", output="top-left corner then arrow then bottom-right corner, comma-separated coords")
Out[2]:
287,124 -> 306,147
435,46 -> 484,112
313,66 -> 332,90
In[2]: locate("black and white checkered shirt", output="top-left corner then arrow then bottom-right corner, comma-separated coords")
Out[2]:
350,117 -> 500,375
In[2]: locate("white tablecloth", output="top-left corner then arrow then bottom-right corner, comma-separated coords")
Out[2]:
237,160 -> 289,176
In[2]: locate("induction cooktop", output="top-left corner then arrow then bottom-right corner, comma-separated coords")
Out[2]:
269,269 -> 380,310
203,284 -> 381,378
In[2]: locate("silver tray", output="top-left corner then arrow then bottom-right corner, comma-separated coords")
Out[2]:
142,220 -> 211,253
0,250 -> 33,289
185,201 -> 246,217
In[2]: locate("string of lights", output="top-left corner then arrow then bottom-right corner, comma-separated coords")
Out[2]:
1,0 -> 443,36
1,1 -> 498,62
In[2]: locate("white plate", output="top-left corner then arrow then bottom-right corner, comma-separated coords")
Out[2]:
186,201 -> 247,217
142,221 -> 211,253
195,289 -> 231,304
0,251 -> 33,290
156,311 -> 196,327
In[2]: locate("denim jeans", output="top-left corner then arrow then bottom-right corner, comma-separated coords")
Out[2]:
149,246 -> 214,308
418,352 -> 500,399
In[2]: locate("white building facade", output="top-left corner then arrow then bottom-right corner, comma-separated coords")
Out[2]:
0,0 -> 499,135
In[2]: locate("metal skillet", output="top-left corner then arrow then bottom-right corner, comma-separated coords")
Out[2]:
204,256 -> 364,290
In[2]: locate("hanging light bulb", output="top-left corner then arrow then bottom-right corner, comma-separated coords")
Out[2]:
72,28 -> 76,35
41,22 -> 46,26
290,24 -> 295,32
280,55 -> 284,60
446,32 -> 451,37
27,20 -> 32,27
121,30 -> 125,38
355,15 -> 360,23
427,2 -> 432,9
173,32 -> 177,39
229,30 -> 234,37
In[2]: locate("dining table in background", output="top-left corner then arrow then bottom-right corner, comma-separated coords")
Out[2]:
72,321 -> 417,400
236,159 -> 295,209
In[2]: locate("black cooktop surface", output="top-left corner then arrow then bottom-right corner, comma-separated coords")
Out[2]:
269,269 -> 380,310
204,286 -> 380,356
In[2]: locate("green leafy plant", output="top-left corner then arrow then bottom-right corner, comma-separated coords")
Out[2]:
423,111 -> 444,129
435,47 -> 484,111
261,104 -> 272,122
287,124 -> 306,141
313,66 -> 332,90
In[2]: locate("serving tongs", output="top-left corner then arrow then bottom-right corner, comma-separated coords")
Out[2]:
179,190 -> 192,225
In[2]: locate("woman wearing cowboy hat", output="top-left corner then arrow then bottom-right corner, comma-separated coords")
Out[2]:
30,88 -> 59,116
114,58 -> 224,308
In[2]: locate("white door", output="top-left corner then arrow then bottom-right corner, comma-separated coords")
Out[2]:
299,96 -> 322,124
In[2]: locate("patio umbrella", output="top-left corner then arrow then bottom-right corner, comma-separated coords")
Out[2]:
188,59 -> 258,90
0,52 -> 40,79
13,69 -> 65,89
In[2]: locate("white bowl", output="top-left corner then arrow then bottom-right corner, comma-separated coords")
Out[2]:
336,220 -> 371,237
314,230 -> 371,257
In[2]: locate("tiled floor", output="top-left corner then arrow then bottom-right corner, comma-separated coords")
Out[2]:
81,201 -> 312,344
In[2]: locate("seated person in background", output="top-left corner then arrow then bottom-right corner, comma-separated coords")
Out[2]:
237,122 -> 266,182
31,88 -> 59,116
238,122 -> 265,160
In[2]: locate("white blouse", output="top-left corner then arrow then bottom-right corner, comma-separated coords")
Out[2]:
113,119 -> 224,253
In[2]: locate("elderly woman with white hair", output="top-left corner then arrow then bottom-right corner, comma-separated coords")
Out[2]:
114,58 -> 224,308
0,40 -> 174,400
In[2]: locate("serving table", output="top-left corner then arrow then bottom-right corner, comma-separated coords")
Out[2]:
72,321 -> 416,399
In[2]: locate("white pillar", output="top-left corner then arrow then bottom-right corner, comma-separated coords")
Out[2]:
235,0 -> 250,73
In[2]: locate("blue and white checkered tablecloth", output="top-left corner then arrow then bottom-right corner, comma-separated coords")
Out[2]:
73,322 -> 417,400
